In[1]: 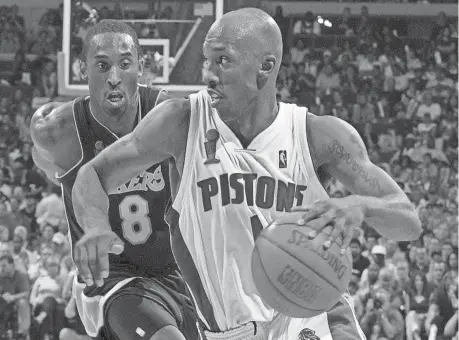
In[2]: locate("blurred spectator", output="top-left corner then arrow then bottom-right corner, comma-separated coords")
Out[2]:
35,187 -> 65,228
337,7 -> 355,37
352,93 -> 376,125
416,92 -> 441,121
28,244 -> 53,282
360,288 -> 405,340
405,272 -> 431,340
290,39 -> 308,66
30,256 -> 65,340
351,238 -> 371,279
356,6 -> 373,45
426,261 -> 446,291
0,254 -> 30,340
316,64 -> 340,96
430,12 -> 457,42
425,270 -> 458,340
292,11 -> 320,36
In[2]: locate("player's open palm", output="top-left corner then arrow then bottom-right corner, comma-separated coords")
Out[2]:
291,198 -> 365,254
74,228 -> 124,287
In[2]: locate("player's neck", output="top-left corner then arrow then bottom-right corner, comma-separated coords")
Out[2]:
225,93 -> 278,148
90,99 -> 139,137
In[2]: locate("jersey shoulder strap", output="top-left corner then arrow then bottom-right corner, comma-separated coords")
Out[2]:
138,84 -> 166,118
73,96 -> 97,161
56,97 -> 95,183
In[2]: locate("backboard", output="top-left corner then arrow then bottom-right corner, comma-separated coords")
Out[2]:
58,0 -> 223,97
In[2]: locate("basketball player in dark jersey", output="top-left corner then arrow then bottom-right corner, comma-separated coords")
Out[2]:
30,20 -> 198,340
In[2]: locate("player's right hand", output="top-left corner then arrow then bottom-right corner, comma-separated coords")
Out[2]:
74,229 -> 124,287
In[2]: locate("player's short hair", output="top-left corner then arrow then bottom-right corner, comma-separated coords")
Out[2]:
82,19 -> 141,60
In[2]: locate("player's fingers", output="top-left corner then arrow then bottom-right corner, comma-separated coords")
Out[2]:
97,241 -> 111,282
91,241 -> 107,287
340,227 -> 353,255
108,235 -> 124,255
324,218 -> 346,250
304,211 -> 336,239
86,242 -> 99,287
77,244 -> 93,286
296,206 -> 326,227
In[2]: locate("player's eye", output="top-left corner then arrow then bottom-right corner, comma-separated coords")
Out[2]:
97,62 -> 108,71
121,61 -> 131,69
218,56 -> 229,65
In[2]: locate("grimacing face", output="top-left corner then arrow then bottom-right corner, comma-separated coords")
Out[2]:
84,32 -> 143,119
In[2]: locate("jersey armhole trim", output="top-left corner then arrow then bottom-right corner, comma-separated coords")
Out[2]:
154,89 -> 168,107
56,98 -> 86,181
172,97 -> 198,211
305,112 -> 330,196
305,113 -> 321,174
295,109 -> 329,198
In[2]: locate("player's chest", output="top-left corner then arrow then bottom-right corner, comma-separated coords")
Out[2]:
194,143 -> 309,214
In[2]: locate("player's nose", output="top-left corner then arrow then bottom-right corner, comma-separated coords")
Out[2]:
107,66 -> 122,87
202,65 -> 219,86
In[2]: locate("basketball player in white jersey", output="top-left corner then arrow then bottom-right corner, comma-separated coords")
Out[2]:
71,8 -> 421,340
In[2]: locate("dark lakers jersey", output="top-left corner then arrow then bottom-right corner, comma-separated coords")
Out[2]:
58,85 -> 176,295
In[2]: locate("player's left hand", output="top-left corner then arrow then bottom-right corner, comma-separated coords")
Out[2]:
291,198 -> 365,254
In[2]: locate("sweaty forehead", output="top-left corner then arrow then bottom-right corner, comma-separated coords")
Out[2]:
89,32 -> 136,56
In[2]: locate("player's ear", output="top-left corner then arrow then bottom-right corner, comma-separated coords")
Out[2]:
79,60 -> 88,80
257,55 -> 276,90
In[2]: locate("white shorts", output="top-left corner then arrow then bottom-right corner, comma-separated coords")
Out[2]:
72,276 -> 137,337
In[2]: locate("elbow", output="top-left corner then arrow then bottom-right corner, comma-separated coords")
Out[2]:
403,204 -> 422,241
389,198 -> 422,242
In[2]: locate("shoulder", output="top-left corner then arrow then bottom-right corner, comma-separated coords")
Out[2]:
30,101 -> 76,149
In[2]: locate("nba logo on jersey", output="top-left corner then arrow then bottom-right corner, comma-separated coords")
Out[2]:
279,150 -> 287,168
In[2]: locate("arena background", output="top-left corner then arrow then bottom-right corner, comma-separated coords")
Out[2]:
0,0 -> 457,340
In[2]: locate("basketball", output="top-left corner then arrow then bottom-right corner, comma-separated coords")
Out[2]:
251,213 -> 352,318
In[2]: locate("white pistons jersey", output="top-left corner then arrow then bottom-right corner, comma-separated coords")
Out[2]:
170,90 -> 330,332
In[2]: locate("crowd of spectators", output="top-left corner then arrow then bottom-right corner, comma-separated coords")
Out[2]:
0,3 -> 457,340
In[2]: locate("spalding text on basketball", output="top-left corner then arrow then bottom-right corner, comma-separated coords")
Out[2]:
287,229 -> 348,280
278,265 -> 322,303
197,173 -> 307,212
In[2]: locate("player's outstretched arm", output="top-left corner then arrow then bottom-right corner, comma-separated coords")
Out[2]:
71,97 -> 189,286
301,114 -> 421,245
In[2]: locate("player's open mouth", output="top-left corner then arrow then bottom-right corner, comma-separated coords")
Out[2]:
207,89 -> 223,106
106,92 -> 125,105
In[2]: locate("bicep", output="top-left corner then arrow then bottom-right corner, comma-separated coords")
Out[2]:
311,115 -> 402,198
